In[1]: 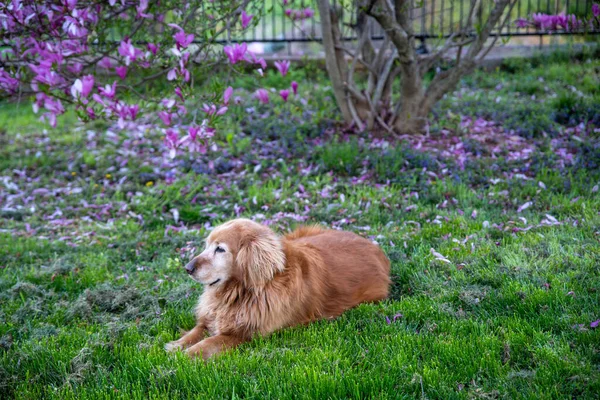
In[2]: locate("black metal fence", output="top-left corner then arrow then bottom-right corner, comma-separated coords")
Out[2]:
227,0 -> 600,45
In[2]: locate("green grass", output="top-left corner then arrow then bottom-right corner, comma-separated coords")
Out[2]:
1,54 -> 600,399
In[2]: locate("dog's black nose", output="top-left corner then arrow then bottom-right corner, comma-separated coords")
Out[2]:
184,260 -> 196,275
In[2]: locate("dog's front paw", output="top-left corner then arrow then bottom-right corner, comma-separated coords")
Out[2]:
164,340 -> 184,352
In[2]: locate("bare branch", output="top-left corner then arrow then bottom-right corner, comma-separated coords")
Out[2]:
365,91 -> 395,135
347,96 -> 365,131
477,0 -> 519,62
422,0 -> 516,113
371,49 -> 397,115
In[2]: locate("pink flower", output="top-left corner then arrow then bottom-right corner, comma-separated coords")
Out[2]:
593,3 -> 599,18
169,23 -> 195,49
115,66 -> 127,80
255,89 -> 269,104
246,52 -> 267,69
70,75 -> 94,99
118,39 -> 143,65
158,111 -> 172,126
591,319 -> 600,329
136,0 -> 151,18
128,104 -> 139,120
175,87 -> 184,101
240,10 -> 253,29
274,60 -> 290,77
99,57 -> 113,69
98,81 -> 117,99
0,69 -> 19,94
279,89 -> 289,102
34,93 -> 64,128
223,86 -> 233,105
29,63 -> 64,88
202,104 -> 227,116
515,18 -> 528,28
291,81 -> 298,95
183,121 -> 214,154
164,129 -> 179,158
167,69 -> 177,81
303,8 -> 314,19
223,43 -> 247,64
147,43 -> 159,55
67,63 -> 83,74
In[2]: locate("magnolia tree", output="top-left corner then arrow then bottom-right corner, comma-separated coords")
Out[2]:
1,0 -> 599,148
0,0 -> 311,157
318,0 -> 600,134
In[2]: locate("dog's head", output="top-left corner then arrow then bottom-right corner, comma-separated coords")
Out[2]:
184,218 -> 285,288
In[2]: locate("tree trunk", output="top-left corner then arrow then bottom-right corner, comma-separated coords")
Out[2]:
317,0 -> 353,123
316,0 -> 516,136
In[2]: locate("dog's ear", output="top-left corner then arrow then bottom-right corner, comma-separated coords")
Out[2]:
236,227 -> 285,287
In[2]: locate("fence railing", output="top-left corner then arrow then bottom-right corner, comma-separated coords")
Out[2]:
224,0 -> 600,46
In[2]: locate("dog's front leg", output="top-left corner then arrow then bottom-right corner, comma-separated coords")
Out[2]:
185,334 -> 245,360
165,323 -> 207,352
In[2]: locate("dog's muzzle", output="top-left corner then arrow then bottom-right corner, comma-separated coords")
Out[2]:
184,260 -> 196,275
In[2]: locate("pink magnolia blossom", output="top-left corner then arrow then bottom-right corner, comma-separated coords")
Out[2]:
158,111 -> 173,126
515,18 -> 528,28
115,66 -> 127,80
86,107 -> 96,119
136,0 -> 152,18
98,81 -> 117,99
223,86 -> 233,105
303,8 -> 315,18
202,104 -> 228,116
147,43 -> 159,55
67,62 -> 83,74
285,8 -> 315,20
255,89 -> 269,104
33,93 -> 64,128
164,129 -> 179,158
99,57 -> 113,69
127,104 -> 139,120
291,81 -> 298,95
0,68 -> 20,94
29,62 -> 64,88
240,10 -> 253,29
161,98 -> 176,108
247,52 -> 267,69
70,75 -> 94,99
118,38 -> 143,65
274,60 -> 290,76
175,87 -> 184,101
593,3 -> 599,18
279,89 -> 290,102
223,43 -> 247,64
183,121 -> 215,153
169,23 -> 195,49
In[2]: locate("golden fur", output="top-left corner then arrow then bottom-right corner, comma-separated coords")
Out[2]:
165,219 -> 390,360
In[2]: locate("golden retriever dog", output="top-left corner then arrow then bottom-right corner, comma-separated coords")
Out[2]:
165,218 -> 390,360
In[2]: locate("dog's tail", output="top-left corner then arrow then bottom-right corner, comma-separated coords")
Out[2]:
284,225 -> 325,240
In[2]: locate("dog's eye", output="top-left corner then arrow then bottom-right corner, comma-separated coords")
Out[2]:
215,246 -> 225,254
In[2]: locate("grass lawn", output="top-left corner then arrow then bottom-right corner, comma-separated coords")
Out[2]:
1,51 -> 600,399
